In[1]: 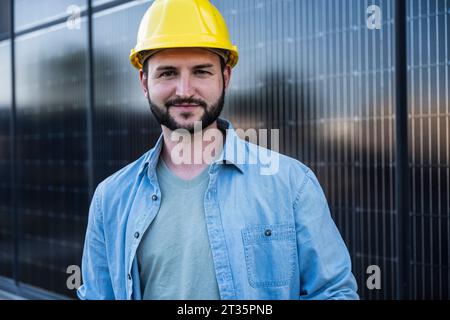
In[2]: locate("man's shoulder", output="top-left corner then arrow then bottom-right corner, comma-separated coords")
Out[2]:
243,139 -> 312,179
239,140 -> 325,207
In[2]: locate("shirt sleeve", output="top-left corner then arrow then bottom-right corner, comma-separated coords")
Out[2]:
77,182 -> 115,300
293,168 -> 359,300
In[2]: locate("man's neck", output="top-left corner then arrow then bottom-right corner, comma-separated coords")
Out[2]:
160,121 -> 224,180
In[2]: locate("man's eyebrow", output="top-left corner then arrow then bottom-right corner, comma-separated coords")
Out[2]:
153,63 -> 215,72
193,63 -> 214,69
155,65 -> 177,71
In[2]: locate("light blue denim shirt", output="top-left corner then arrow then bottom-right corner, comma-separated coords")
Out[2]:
77,118 -> 359,300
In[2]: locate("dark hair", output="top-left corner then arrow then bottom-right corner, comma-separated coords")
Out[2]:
142,53 -> 226,76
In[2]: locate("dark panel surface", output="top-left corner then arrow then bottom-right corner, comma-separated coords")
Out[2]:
0,40 -> 13,279
14,20 -> 89,296
408,0 -> 450,299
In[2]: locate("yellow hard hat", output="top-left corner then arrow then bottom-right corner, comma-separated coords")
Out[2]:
130,0 -> 239,70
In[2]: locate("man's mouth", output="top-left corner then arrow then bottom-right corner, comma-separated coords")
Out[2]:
166,98 -> 207,109
172,103 -> 201,110
173,103 -> 199,107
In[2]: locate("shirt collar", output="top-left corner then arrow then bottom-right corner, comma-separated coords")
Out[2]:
138,118 -> 245,177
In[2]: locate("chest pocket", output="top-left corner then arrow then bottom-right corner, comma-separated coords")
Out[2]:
241,223 -> 297,288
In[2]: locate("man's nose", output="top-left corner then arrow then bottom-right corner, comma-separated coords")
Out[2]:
175,74 -> 195,98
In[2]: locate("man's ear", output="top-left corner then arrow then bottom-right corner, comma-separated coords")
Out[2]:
223,65 -> 232,90
139,69 -> 149,98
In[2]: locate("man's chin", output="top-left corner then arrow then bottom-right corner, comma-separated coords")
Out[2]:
171,121 -> 202,133
170,115 -> 204,129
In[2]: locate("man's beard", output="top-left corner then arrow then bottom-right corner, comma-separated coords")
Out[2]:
147,87 -> 225,133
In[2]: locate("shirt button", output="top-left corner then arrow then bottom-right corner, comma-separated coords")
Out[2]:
152,194 -> 158,201
127,274 -> 131,280
264,229 -> 272,237
134,232 -> 140,239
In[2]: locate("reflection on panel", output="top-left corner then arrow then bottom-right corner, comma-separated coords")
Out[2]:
93,1 -> 159,184
14,0 -> 86,31
408,0 -> 450,299
213,0 -> 396,299
14,21 -> 88,296
0,40 -> 13,279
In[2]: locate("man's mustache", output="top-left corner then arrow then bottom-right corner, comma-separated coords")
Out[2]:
165,98 -> 208,108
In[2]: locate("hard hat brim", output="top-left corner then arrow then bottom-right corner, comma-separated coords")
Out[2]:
130,45 -> 238,70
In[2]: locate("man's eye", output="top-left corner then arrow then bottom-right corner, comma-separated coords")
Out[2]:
195,70 -> 212,75
159,71 -> 176,78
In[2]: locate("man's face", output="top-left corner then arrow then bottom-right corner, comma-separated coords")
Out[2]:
139,48 -> 231,132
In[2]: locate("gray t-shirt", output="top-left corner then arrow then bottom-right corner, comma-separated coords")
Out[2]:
137,157 -> 220,300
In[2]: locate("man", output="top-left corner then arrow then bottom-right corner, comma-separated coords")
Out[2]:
77,0 -> 358,300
